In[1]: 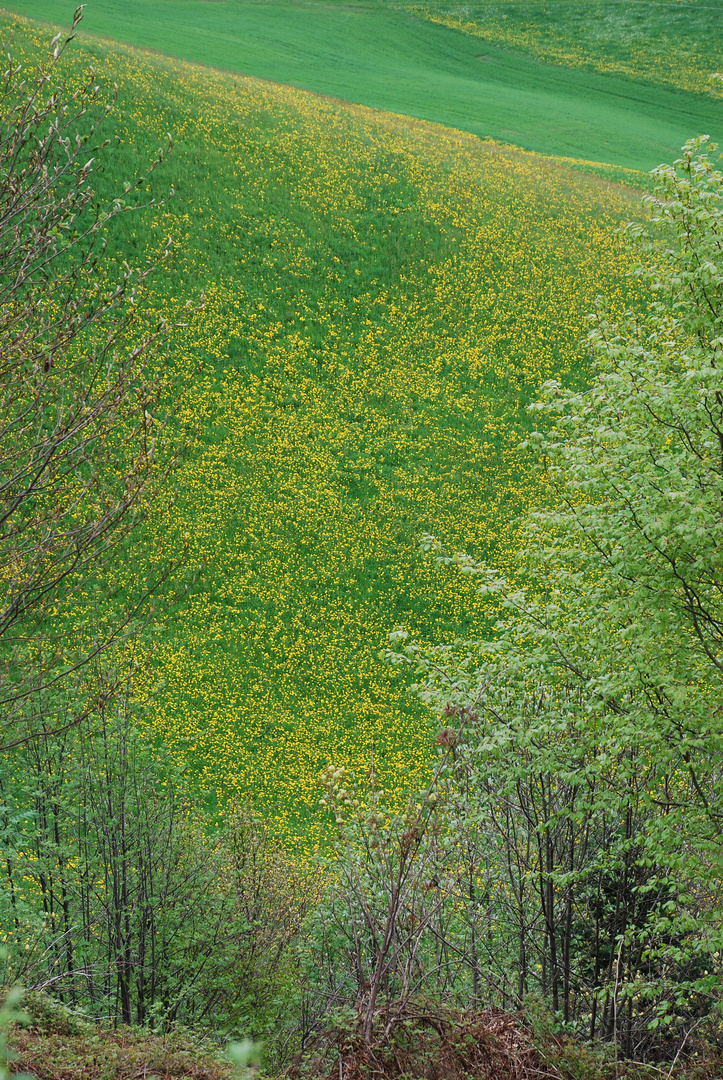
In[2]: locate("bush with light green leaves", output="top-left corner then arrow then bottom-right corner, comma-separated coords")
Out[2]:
394,136 -> 723,1054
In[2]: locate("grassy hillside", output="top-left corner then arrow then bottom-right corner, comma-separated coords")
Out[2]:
2,0 -> 722,171
407,0 -> 723,97
4,13 -> 644,844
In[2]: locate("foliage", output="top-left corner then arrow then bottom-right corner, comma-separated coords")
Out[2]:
393,136 -> 723,1053
0,986 -> 30,1080
311,759 -> 456,1046
0,672 -> 312,1033
227,1039 -> 263,1080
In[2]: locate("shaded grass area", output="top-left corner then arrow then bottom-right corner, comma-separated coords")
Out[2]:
1,0 -> 722,170
4,14 -> 643,843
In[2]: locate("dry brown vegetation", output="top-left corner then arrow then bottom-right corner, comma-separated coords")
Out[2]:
8,995 -> 234,1080
286,1006 -> 652,1080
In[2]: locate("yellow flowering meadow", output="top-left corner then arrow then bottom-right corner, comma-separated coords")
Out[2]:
5,16 -> 642,848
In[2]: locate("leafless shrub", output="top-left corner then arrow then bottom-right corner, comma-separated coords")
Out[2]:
0,7 -> 192,752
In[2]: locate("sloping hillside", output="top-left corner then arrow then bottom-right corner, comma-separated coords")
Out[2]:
2,0 -> 722,170
4,13 -> 642,840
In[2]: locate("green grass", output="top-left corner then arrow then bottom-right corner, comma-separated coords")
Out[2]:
407,0 -> 723,98
2,0 -> 722,171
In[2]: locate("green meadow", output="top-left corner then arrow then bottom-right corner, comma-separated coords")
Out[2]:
1,3 -> 718,837
3,0 -> 723,171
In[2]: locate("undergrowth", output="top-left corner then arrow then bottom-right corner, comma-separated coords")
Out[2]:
7,993 -> 235,1080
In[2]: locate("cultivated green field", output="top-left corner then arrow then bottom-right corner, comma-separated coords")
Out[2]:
409,1 -> 723,98
2,0 -> 723,171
